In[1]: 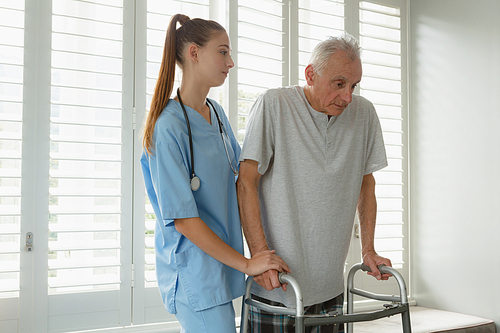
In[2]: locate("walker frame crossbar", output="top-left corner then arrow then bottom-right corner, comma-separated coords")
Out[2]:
240,263 -> 412,333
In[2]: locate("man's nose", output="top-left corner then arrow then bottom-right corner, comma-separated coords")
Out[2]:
340,87 -> 353,104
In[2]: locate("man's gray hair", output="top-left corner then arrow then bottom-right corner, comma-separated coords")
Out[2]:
309,34 -> 361,76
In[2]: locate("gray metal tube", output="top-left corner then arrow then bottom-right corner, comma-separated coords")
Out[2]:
240,274 -> 305,333
279,273 -> 305,333
358,264 -> 409,304
239,276 -> 254,333
346,263 -> 359,333
346,263 -> 411,333
402,308 -> 412,333
349,289 -> 401,302
244,299 -> 296,316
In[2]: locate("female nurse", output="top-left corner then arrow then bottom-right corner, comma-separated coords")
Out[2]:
140,14 -> 290,333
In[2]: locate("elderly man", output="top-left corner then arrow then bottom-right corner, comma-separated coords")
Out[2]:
237,34 -> 392,332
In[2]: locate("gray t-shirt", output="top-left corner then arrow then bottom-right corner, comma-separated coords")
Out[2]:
239,86 -> 388,307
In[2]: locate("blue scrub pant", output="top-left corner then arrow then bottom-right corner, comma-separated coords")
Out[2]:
175,279 -> 237,333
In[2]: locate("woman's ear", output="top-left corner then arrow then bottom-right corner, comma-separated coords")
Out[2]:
187,44 -> 199,64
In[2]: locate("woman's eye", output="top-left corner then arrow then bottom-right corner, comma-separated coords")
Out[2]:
221,51 -> 227,55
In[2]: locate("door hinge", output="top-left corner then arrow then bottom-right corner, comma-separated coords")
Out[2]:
26,232 -> 34,251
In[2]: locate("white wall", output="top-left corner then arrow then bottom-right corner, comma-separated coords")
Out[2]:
410,0 -> 500,329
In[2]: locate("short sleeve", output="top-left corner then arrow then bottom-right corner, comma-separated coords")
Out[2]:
364,102 -> 388,175
239,93 -> 275,175
147,132 -> 199,226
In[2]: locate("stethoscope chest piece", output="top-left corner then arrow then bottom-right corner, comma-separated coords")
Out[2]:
190,176 -> 200,191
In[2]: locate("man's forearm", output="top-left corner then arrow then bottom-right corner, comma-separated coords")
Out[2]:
358,173 -> 392,279
237,160 -> 269,255
358,173 -> 377,257
237,161 -> 286,290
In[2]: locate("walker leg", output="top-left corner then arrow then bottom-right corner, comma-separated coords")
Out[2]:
402,309 -> 412,333
240,277 -> 253,333
240,300 -> 249,333
295,316 -> 305,333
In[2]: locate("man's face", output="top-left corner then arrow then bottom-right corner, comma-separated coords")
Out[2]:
305,51 -> 362,116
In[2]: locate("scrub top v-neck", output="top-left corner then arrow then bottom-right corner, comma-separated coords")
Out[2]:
140,98 -> 244,314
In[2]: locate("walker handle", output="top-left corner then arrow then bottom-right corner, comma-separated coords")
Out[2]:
360,263 -> 388,274
278,272 -> 287,284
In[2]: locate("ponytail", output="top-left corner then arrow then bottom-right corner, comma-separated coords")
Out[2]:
141,14 -> 225,156
142,14 -> 188,156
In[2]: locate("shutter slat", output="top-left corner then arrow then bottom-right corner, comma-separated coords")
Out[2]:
48,274 -> 120,289
49,240 -> 121,252
49,258 -> 120,270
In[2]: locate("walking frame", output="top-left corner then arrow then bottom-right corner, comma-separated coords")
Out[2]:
240,263 -> 412,333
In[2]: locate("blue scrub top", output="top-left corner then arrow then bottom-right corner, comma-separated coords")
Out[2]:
141,98 -> 245,313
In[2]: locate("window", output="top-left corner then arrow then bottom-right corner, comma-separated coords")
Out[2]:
0,0 -> 408,331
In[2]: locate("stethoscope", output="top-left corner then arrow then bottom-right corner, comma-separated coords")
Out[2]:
177,89 -> 238,191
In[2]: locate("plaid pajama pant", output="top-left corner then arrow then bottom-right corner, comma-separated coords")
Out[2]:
245,293 -> 345,333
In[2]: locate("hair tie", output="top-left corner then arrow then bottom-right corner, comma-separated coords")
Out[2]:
177,14 -> 190,26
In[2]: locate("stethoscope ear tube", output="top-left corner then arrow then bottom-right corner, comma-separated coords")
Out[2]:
176,89 -> 198,191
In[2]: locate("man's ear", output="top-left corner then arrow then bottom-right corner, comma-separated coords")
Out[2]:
304,64 -> 315,86
187,44 -> 199,64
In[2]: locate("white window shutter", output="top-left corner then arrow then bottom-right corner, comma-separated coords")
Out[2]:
345,0 -> 408,299
49,0 -> 124,296
359,0 -> 405,269
43,0 -> 133,331
0,2 -> 24,331
236,0 -> 286,142
298,0 -> 345,86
